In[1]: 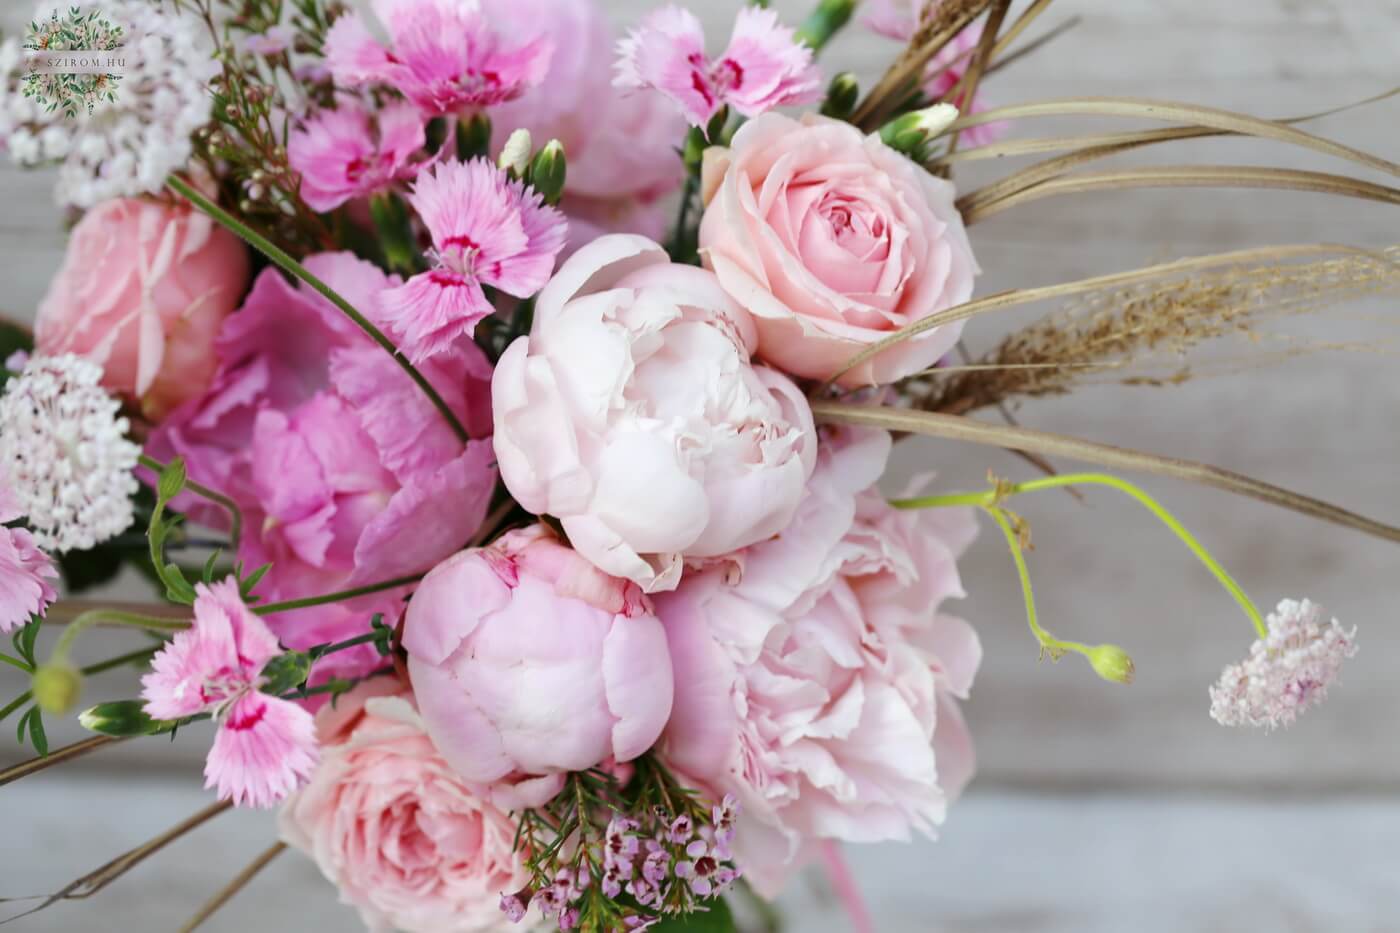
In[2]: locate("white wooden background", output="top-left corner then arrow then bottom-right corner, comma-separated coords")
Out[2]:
2,0 -> 1398,930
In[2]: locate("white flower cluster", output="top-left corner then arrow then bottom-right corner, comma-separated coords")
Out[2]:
0,0 -> 218,208
1209,598 -> 1358,730
0,354 -> 140,552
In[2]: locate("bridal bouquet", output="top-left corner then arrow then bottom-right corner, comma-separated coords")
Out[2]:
1,0 -> 1395,929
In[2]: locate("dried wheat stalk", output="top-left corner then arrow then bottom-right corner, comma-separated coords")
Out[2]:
910,247 -> 1400,415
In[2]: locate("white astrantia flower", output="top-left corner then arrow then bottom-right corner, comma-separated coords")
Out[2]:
1209,598 -> 1357,730
0,0 -> 218,208
0,354 -> 140,552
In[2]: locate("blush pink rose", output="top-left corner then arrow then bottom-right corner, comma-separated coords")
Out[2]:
657,428 -> 981,894
403,524 -> 674,787
146,253 -> 496,668
492,235 -> 817,593
279,684 -> 529,933
699,112 -> 978,388
34,197 -> 249,420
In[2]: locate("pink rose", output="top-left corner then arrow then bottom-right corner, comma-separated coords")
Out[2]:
35,197 -> 249,420
492,235 -> 817,593
699,112 -> 978,387
657,428 -> 981,893
147,253 -> 496,667
279,684 -> 529,933
403,525 -> 674,786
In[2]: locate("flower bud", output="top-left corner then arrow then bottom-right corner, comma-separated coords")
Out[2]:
32,663 -> 82,714
820,72 -> 859,120
794,0 -> 857,51
1086,644 -> 1136,685
497,128 -> 532,178
528,140 -> 566,205
878,103 -> 960,162
79,699 -> 177,737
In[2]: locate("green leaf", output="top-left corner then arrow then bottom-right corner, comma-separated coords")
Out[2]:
16,706 -> 32,745
203,549 -> 222,583
651,898 -> 738,932
28,707 -> 48,756
241,562 -> 272,598
259,651 -> 314,696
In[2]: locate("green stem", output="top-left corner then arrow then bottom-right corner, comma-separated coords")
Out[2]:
0,653 -> 32,673
794,0 -> 856,51
309,630 -> 384,659
253,573 -> 423,615
982,506 -> 1083,659
895,472 -> 1268,639
166,175 -> 469,445
138,454 -> 243,547
82,647 -> 161,676
48,610 -> 188,669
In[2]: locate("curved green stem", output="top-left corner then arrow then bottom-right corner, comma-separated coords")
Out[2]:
896,472 -> 1267,639
982,505 -> 1090,661
138,454 -> 243,547
166,175 -> 469,445
48,610 -> 188,669
253,573 -> 423,616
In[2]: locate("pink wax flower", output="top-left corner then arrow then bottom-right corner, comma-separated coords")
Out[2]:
146,252 -> 496,657
657,428 -> 981,894
615,5 -> 822,127
279,684 -> 529,933
492,235 -> 817,593
288,99 -> 428,213
402,524 -> 675,785
34,196 -> 250,421
1210,598 -> 1358,730
323,0 -> 554,116
699,112 -> 979,387
380,159 -> 568,362
482,0 -> 685,254
141,579 -> 318,808
0,484 -> 58,633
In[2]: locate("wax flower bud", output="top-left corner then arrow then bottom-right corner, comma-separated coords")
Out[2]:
1087,644 -> 1136,685
32,663 -> 82,714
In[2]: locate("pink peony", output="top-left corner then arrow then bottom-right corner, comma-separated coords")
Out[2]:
146,253 -> 496,666
141,579 -> 318,808
657,428 -> 981,893
481,0 -> 687,253
34,197 -> 249,421
615,6 -> 822,127
380,158 -> 567,362
279,683 -> 529,933
0,484 -> 58,633
402,524 -> 674,786
491,235 -> 817,593
323,0 -> 553,116
287,99 -> 429,212
699,112 -> 978,387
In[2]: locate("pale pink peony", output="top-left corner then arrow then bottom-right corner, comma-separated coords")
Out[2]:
146,253 -> 496,668
482,0 -> 686,253
657,428 -> 981,893
699,112 -> 979,387
279,683 -> 529,933
0,484 -> 58,633
288,99 -> 428,212
1209,598 -> 1358,730
402,525 -> 674,786
615,5 -> 822,127
141,579 -> 318,807
34,197 -> 250,421
492,235 -> 817,593
380,159 -> 567,362
323,0 -> 553,116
